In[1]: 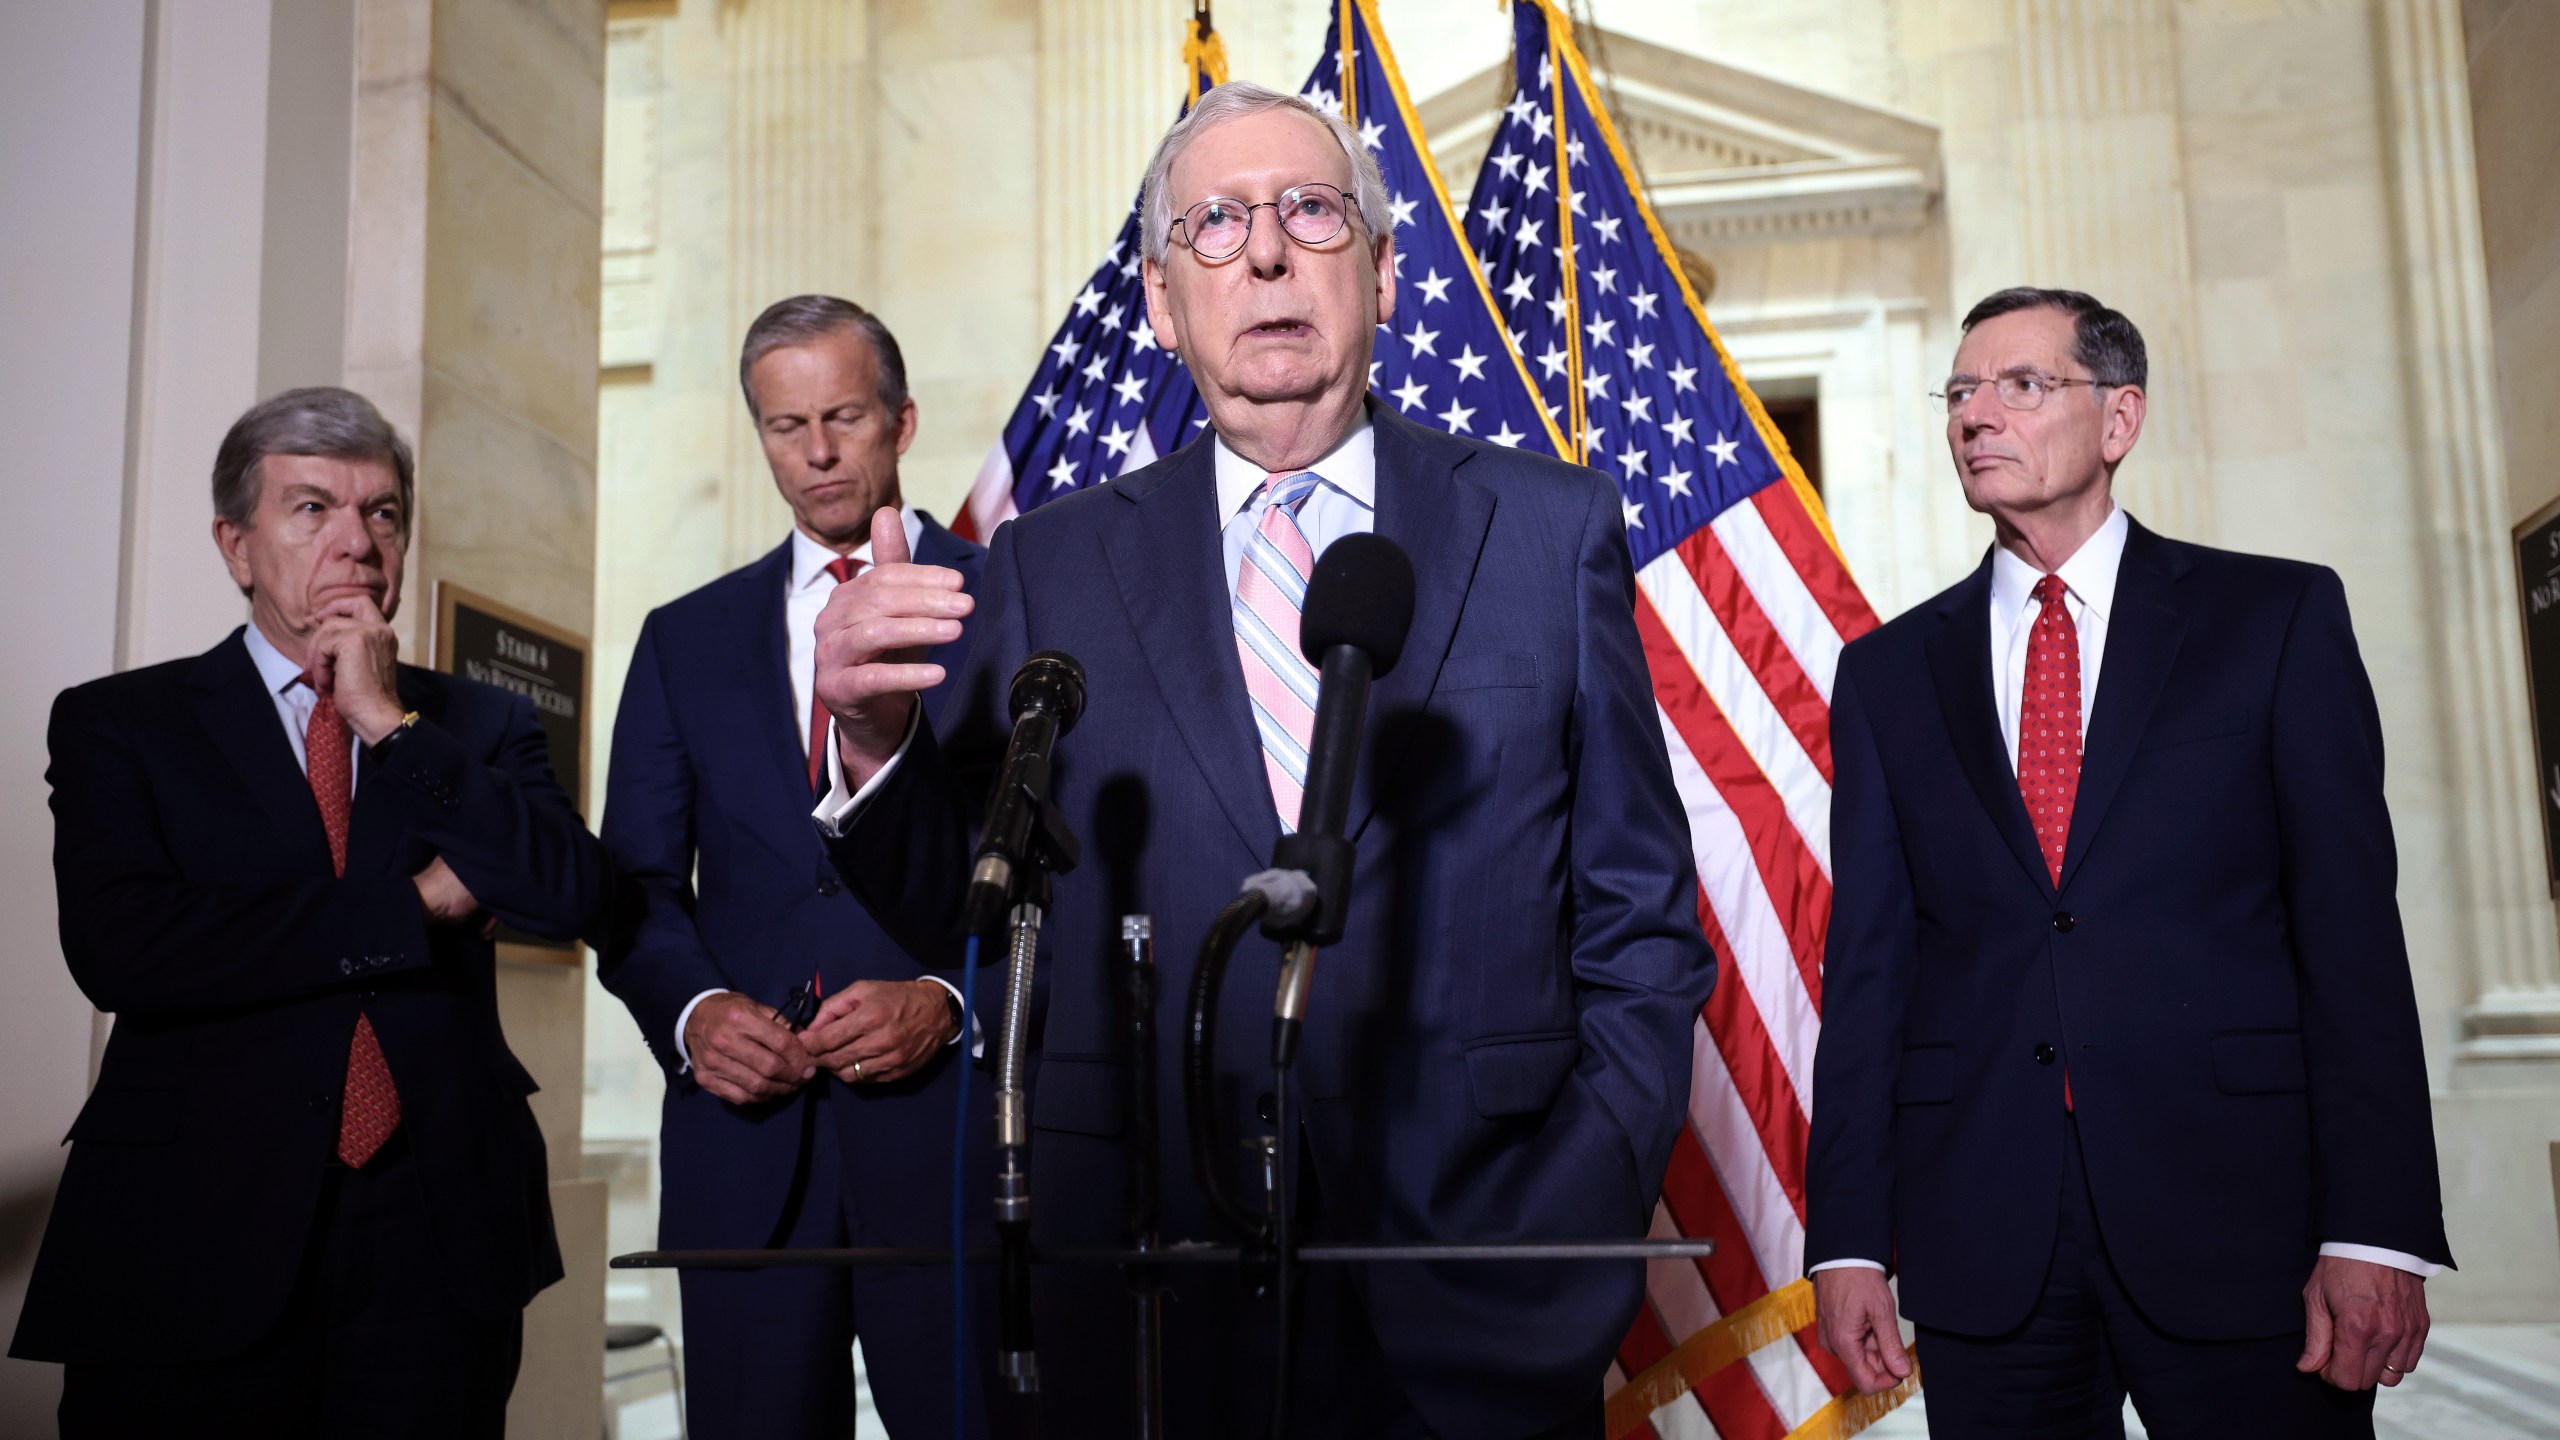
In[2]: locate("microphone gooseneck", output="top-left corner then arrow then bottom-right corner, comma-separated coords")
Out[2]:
963,651 -> 1087,938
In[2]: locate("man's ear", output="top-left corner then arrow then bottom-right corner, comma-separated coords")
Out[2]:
893,398 -> 920,457
1372,232 -> 1398,328
2100,384 -> 2147,466
1141,256 -> 1180,355
212,515 -> 256,595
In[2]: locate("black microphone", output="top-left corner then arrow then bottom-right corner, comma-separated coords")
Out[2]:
964,651 -> 1087,937
1266,532 -> 1415,955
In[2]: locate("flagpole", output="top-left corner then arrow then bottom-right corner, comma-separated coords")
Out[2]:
1337,0 -> 1357,122
1541,0 -> 1588,463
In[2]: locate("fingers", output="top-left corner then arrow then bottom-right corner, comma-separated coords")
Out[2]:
871,505 -> 911,568
1814,1271 -> 1907,1396
2298,1282 -> 2333,1374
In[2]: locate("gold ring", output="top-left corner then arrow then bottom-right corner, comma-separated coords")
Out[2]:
851,1061 -> 866,1082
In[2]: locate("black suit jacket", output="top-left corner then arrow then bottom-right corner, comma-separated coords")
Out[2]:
11,627 -> 611,1365
1806,521 -> 2452,1341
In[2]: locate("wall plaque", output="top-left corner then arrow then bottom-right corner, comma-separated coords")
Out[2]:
431,582 -> 589,958
2513,498 -> 2560,896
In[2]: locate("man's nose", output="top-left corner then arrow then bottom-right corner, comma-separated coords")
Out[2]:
1244,205 -> 1292,277
1956,390 -> 2005,437
327,506 -> 379,560
803,427 -> 839,470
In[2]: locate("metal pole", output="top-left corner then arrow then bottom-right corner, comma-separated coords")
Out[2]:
994,900 -> 1045,1393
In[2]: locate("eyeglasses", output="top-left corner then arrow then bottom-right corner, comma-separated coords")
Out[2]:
1930,370 -> 2113,415
1172,183 -> 1357,261
775,973 -> 821,1033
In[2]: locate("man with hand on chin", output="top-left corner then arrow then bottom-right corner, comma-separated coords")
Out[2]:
13,386 -> 609,1438
807,84 -> 1711,1438
1808,289 -> 2449,1437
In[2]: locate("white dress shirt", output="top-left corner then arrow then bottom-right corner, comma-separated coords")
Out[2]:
243,621 -> 359,786
811,417 -> 1379,834
1811,506 -> 2439,1280
674,511 -> 965,1070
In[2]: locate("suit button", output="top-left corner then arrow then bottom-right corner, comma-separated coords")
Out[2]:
2033,1043 -> 2057,1066
817,874 -> 843,897
310,1089 -> 337,1113
2052,912 -> 2076,933
339,958 -> 355,974
1256,1091 -> 1278,1124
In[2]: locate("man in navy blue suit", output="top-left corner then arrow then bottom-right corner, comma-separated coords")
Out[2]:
805,85 -> 1714,1438
16,387 -> 608,1436
1807,289 -> 2451,1437
597,296 -> 991,1439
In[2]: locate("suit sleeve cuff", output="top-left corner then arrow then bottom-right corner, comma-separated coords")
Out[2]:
1809,1259 -> 1889,1274
672,988 -> 729,1073
2318,1243 -> 2443,1278
812,707 -> 918,838
917,974 -> 985,1059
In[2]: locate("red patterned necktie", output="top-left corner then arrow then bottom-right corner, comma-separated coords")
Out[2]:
2015,577 -> 2082,1111
808,555 -> 865,793
303,678 -> 401,1166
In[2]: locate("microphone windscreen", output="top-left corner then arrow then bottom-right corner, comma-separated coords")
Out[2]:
1009,650 -> 1088,733
1300,533 -> 1416,676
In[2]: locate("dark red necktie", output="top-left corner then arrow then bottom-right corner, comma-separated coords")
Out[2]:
2015,576 -> 2082,1111
304,679 -> 401,1166
807,555 -> 864,793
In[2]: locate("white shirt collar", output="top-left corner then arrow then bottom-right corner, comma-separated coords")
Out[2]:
789,506 -> 923,592
1990,503 -> 2130,619
1212,415 -> 1378,520
243,620 -> 309,695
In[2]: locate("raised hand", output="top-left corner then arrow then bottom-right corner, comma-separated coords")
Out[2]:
810,506 -> 973,790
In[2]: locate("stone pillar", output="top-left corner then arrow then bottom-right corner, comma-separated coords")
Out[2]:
2375,0 -> 2560,1061
1035,0 -> 1182,321
346,2 -> 611,1431
2001,0 -> 2214,544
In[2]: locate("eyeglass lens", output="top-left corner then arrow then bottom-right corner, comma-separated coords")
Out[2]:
1183,185 -> 1350,260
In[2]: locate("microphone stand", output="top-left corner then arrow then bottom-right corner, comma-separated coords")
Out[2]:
989,792 -> 1080,1400
1120,916 -> 1165,1440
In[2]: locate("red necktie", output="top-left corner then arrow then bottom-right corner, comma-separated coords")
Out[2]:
2015,577 -> 2082,1111
304,679 -> 402,1166
807,556 -> 864,793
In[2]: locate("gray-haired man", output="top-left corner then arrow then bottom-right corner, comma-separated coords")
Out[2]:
595,296 -> 996,1439
13,386 -> 610,1437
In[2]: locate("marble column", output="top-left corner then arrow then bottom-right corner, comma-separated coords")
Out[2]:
1035,0 -> 1187,321
2002,0 -> 2215,545
346,1 -> 611,1431
2376,0 -> 2560,1059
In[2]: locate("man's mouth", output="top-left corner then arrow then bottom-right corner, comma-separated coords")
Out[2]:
1245,320 -> 1314,339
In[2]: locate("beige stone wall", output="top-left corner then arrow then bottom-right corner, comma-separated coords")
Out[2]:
2468,0 -> 2560,524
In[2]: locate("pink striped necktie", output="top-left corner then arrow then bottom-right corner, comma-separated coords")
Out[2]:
1233,470 -> 1325,830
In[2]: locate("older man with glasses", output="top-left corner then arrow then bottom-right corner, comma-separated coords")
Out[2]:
804,82 -> 1714,1438
1807,288 -> 2450,1438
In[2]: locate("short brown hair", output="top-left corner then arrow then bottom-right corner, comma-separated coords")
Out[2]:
212,387 -> 416,536
738,295 -> 909,421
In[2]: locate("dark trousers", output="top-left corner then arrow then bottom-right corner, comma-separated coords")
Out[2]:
1917,1120 -> 2376,1440
679,1087 -> 1001,1440
60,1132 -> 523,1440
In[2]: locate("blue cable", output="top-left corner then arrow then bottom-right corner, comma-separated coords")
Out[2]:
952,932 -> 980,1440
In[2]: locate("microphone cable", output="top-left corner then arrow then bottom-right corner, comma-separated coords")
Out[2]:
951,931 -> 981,1440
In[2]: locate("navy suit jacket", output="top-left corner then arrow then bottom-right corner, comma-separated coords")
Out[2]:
598,517 -> 986,1250
1806,520 -> 2452,1341
13,629 -> 606,1364
825,404 -> 1715,1436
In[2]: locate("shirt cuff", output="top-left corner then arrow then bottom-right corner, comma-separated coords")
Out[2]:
672,988 -> 730,1072
1809,1259 -> 1889,1275
812,706 -> 919,838
2318,1243 -> 2443,1278
916,974 -> 986,1060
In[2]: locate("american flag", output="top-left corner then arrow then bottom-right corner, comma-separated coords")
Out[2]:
961,3 -> 1890,1434
1466,3 -> 1883,1436
955,1 -> 1563,540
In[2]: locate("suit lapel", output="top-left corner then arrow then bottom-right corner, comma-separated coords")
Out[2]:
1922,560 -> 2056,899
1103,438 -> 1282,863
2057,522 -> 2187,891
189,631 -> 333,875
1353,408 -> 1494,839
734,541 -> 820,847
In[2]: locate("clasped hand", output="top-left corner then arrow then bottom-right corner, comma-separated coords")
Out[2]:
683,981 -> 958,1108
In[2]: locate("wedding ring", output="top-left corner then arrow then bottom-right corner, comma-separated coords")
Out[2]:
851,1061 -> 866,1082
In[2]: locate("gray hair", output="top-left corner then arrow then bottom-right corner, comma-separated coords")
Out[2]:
1960,287 -> 2148,390
1138,83 -> 1390,264
211,386 -> 415,536
738,294 -> 910,420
